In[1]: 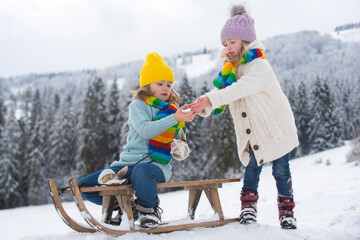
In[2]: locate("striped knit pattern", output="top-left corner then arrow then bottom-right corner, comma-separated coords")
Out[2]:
145,96 -> 185,164
212,48 -> 265,118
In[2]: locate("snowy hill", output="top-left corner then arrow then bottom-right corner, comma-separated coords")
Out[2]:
1,144 -> 359,240
331,28 -> 360,42
331,22 -> 360,42
1,30 -> 360,99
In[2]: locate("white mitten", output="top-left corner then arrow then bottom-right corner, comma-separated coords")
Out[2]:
171,129 -> 190,161
98,167 -> 128,185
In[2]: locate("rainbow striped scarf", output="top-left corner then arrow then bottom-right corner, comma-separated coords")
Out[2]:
212,48 -> 265,118
144,96 -> 186,164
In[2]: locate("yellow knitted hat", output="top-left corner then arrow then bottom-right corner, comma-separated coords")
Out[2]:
139,53 -> 174,87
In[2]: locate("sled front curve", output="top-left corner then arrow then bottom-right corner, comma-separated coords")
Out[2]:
68,177 -> 135,236
68,177 -> 240,237
48,178 -> 96,233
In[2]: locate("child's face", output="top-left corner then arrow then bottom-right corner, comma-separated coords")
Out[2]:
224,38 -> 243,59
150,81 -> 173,101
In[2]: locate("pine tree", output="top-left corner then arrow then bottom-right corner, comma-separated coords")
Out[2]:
118,90 -> 133,153
107,77 -> 121,165
286,82 -> 298,157
309,77 -> 342,153
339,85 -> 356,140
172,74 -> 202,181
17,89 -> 33,205
42,91 -> 61,179
48,95 -> 78,186
347,130 -> 360,164
76,77 -> 110,177
295,81 -> 311,155
27,119 -> 47,205
205,108 -> 240,179
0,87 -> 6,140
26,89 -> 47,205
0,103 -> 24,209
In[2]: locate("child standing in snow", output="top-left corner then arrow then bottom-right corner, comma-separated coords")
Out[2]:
78,52 -> 195,228
189,5 -> 299,229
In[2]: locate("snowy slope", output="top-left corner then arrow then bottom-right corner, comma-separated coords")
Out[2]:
1,144 -> 359,240
330,28 -> 360,42
177,53 -> 219,79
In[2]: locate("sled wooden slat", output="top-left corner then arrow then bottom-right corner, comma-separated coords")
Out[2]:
61,178 -> 240,194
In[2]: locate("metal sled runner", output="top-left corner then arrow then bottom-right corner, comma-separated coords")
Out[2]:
48,177 -> 241,236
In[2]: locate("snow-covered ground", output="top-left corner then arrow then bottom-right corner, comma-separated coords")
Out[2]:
1,144 -> 359,240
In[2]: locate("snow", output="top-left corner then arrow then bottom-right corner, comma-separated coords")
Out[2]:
330,28 -> 360,42
1,144 -> 359,240
177,54 -> 218,78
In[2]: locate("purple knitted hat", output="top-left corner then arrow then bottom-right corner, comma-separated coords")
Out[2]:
220,5 -> 256,45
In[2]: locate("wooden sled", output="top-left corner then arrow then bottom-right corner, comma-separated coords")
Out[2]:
50,177 -> 241,236
48,179 -> 96,233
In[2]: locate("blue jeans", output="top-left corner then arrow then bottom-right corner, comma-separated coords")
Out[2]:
241,148 -> 294,197
78,163 -> 165,208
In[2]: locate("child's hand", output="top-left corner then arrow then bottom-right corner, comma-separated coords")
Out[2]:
174,105 -> 196,122
188,97 -> 212,114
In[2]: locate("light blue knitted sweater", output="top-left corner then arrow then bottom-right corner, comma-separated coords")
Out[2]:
110,99 -> 178,182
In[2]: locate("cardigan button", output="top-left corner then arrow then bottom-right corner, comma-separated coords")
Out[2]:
259,159 -> 264,164
242,112 -> 247,118
253,145 -> 259,150
246,129 -> 251,134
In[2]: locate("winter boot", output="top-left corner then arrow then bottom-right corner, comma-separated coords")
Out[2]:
105,196 -> 139,226
278,197 -> 297,229
135,200 -> 162,229
109,209 -> 123,226
239,190 -> 258,224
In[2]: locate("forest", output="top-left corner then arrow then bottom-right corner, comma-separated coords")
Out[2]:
0,30 -> 359,209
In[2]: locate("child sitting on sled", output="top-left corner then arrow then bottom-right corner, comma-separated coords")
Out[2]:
78,52 -> 195,228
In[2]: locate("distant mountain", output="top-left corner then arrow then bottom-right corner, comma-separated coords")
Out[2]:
1,30 -> 359,98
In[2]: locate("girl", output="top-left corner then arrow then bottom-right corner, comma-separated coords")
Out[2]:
78,52 -> 196,229
189,5 -> 299,229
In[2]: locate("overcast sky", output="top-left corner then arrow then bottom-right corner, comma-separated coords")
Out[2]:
0,0 -> 359,78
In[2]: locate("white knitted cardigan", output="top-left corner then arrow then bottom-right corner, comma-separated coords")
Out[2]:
200,40 -> 299,167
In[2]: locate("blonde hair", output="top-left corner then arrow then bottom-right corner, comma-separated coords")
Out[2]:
220,40 -> 250,64
132,85 -> 180,105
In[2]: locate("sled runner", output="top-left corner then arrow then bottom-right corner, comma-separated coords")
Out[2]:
48,179 -> 96,233
49,177 -> 240,236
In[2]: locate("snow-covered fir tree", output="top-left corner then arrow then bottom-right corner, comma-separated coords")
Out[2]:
309,77 -> 342,153
48,94 -> 78,186
197,81 -> 214,179
347,130 -> 360,164
205,108 -> 240,179
172,74 -> 202,181
27,119 -> 47,204
42,91 -> 61,179
118,90 -> 133,153
17,89 -> 33,205
0,103 -> 23,209
295,81 -> 312,155
26,89 -> 48,205
107,77 -> 121,166
76,77 -> 110,177
0,87 -> 6,140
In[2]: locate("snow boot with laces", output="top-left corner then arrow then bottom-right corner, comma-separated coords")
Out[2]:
278,197 -> 297,229
105,196 -> 139,226
239,190 -> 258,224
135,200 -> 162,229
